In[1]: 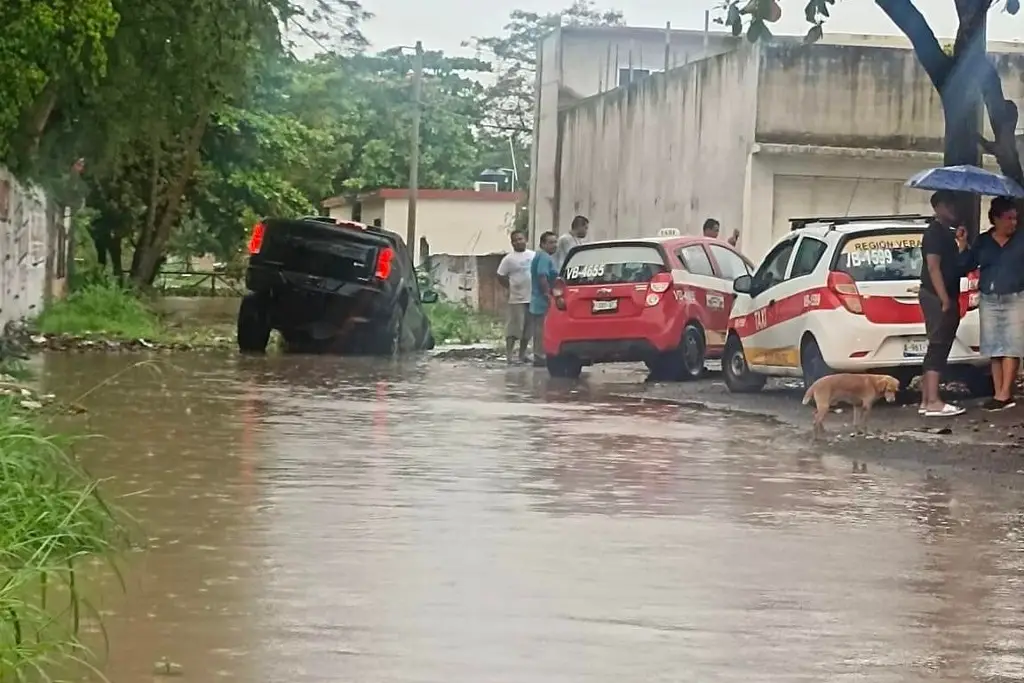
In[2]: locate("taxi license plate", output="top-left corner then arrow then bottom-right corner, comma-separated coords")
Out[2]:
592,299 -> 618,313
903,339 -> 929,358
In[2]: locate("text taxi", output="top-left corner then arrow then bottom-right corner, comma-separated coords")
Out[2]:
721,215 -> 988,394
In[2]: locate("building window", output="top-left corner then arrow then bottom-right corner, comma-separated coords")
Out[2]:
618,68 -> 651,87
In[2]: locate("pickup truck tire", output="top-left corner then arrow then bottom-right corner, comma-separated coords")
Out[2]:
723,335 -> 766,393
237,294 -> 271,353
375,305 -> 405,356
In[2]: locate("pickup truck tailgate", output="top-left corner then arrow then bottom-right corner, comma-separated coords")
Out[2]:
255,218 -> 390,281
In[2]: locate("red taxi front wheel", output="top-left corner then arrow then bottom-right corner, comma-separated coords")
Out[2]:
723,336 -> 766,393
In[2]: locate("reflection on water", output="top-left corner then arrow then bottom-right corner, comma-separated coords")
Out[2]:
36,352 -> 1024,682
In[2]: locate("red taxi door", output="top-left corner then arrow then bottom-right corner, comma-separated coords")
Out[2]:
675,243 -> 734,353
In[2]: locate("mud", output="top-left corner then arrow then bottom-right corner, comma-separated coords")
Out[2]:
35,353 -> 1024,682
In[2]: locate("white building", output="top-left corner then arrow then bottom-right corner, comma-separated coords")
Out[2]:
323,188 -> 525,263
530,27 -> 1024,261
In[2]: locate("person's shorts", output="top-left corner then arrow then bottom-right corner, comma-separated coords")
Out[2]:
505,303 -> 530,339
981,291 -> 1024,358
919,288 -> 960,372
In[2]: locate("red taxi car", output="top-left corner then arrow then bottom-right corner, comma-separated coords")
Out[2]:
543,235 -> 753,379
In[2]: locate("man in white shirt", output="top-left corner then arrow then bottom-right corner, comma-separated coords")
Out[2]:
554,215 -> 589,270
496,229 -> 536,364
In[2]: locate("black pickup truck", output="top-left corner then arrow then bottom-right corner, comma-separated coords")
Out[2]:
237,216 -> 437,355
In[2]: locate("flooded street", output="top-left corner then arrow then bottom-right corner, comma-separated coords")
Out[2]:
37,353 -> 1024,682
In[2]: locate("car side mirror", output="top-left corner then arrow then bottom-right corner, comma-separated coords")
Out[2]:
733,274 -> 753,295
420,290 -> 439,304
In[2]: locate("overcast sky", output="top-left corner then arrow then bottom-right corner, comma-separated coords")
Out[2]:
360,0 -> 1024,55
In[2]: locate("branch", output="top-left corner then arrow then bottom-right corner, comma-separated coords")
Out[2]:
874,0 -> 953,89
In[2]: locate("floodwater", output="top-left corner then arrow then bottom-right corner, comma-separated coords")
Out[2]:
36,353 -> 1024,682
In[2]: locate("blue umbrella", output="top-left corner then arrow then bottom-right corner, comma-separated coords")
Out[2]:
906,164 -> 1024,198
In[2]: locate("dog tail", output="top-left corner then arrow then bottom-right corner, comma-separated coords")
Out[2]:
801,383 -> 814,405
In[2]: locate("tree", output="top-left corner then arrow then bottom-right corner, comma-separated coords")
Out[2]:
721,0 -> 1022,236
0,0 -> 119,168
468,0 -> 625,169
178,46 -> 494,265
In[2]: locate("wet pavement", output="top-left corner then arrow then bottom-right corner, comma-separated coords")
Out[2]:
36,353 -> 1024,682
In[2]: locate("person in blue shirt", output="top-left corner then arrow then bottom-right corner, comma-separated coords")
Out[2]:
957,196 -> 1023,410
529,231 -> 559,367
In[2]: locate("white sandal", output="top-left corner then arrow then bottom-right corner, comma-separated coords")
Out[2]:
923,403 -> 965,418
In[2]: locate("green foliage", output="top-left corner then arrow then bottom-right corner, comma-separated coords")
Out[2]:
6,0 -> 619,288
0,0 -> 118,166
426,301 -> 502,344
0,397 -> 127,678
36,283 -> 159,339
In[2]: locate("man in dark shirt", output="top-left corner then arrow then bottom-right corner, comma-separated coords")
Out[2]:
918,190 -> 966,417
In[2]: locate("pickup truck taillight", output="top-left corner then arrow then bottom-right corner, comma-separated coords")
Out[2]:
375,247 -> 395,279
551,278 -> 567,311
827,271 -> 864,314
248,222 -> 265,255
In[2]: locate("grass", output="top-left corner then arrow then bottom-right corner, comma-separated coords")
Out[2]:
0,396 -> 127,679
425,301 -> 502,345
34,283 -> 234,349
36,284 -> 159,340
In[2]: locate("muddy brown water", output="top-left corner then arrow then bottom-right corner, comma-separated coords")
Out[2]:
35,353 -> 1024,682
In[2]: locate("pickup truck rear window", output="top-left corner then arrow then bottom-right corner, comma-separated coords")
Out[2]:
833,231 -> 924,282
562,244 -> 666,285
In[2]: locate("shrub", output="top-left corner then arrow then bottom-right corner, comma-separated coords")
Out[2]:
36,284 -> 159,339
426,301 -> 501,344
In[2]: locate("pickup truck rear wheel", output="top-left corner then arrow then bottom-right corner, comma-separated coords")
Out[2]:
722,335 -> 766,393
237,294 -> 271,353
375,305 -> 404,356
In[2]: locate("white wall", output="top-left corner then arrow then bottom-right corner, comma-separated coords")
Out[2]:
382,198 -> 518,262
529,27 -> 739,244
555,46 -> 760,243
327,198 -> 520,262
0,168 -> 60,327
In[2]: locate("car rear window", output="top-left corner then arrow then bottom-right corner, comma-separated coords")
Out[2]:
833,230 -> 924,282
562,244 -> 667,285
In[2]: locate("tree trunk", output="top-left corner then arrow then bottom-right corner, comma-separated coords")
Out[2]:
130,110 -> 210,287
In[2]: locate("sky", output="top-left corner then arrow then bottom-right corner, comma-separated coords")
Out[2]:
358,0 -> 1024,55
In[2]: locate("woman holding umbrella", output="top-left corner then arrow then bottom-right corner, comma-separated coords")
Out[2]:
956,196 -> 1024,410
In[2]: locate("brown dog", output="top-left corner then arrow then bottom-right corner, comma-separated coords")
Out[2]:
802,373 -> 900,439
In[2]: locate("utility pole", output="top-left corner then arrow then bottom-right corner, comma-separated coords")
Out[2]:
407,40 -> 423,262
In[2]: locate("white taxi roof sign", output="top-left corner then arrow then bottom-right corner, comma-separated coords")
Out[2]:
657,227 -> 681,237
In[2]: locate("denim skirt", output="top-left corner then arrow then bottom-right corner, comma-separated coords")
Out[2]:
980,291 -> 1024,357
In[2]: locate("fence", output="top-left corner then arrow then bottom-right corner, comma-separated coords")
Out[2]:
154,270 -> 244,296
0,168 -> 67,327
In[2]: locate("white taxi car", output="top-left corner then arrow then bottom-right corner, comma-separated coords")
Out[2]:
722,214 -> 988,394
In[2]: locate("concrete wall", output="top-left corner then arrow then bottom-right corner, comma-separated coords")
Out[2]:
0,168 -> 65,328
755,42 -> 1024,151
530,26 -> 738,242
422,253 -> 506,318
558,27 -> 738,100
555,45 -> 760,243
327,198 -> 519,262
